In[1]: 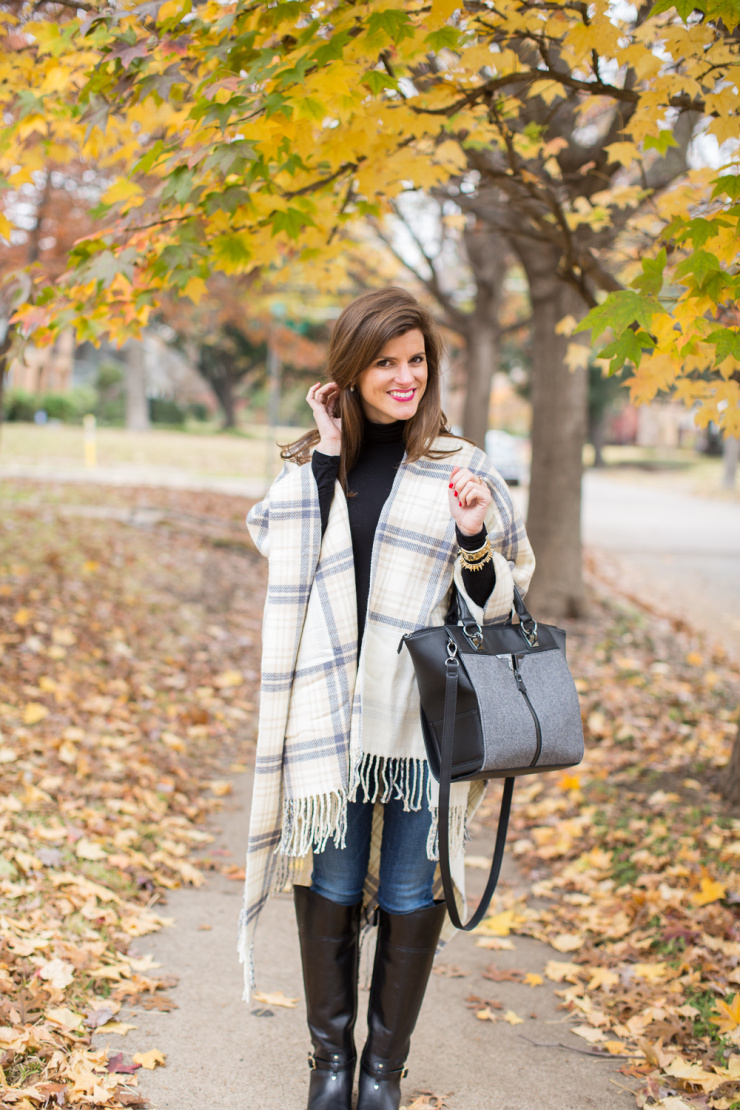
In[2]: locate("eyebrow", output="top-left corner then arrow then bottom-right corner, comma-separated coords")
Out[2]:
377,350 -> 426,360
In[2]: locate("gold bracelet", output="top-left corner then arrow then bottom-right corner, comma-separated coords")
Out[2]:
460,550 -> 493,572
458,536 -> 490,558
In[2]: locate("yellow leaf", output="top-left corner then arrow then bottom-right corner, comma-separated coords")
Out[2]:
97,1021 -> 138,1035
571,1024 -> 605,1043
476,1007 -> 496,1021
474,937 -> 515,950
209,780 -> 233,797
252,990 -> 298,1009
523,973 -> 543,987
632,962 -> 669,982
692,876 -> 726,907
75,838 -> 108,861
47,1007 -> 83,1030
23,702 -> 48,725
213,669 -> 243,688
555,314 -> 577,337
686,651 -> 704,667
38,957 -> 75,990
710,995 -> 740,1035
102,177 -> 144,206
14,607 -> 32,626
0,213 -> 13,241
587,967 -> 619,991
565,342 -> 590,373
551,933 -> 582,953
473,909 -> 520,937
544,960 -> 581,983
503,1010 -> 524,1025
133,1049 -> 166,1069
558,773 -> 581,792
602,1040 -> 630,1055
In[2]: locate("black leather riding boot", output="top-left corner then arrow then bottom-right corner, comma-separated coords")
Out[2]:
294,885 -> 363,1110
357,901 -> 447,1110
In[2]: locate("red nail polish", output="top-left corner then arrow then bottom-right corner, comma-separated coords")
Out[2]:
448,483 -> 453,488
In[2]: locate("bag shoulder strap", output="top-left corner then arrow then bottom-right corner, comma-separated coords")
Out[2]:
438,651 -> 514,931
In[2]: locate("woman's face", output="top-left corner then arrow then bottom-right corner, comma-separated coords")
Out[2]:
356,328 -> 428,424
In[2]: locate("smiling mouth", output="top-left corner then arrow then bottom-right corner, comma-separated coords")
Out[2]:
388,388 -> 417,402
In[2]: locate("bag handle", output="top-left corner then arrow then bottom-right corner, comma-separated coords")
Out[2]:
438,647 -> 514,931
446,582 -> 537,641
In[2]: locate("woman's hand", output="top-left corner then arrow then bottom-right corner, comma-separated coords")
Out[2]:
448,465 -> 492,537
307,381 -> 341,456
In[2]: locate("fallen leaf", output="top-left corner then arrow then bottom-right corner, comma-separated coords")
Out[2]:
132,1049 -> 166,1069
23,702 -> 48,725
523,973 -> 543,987
106,1052 -> 141,1074
710,995 -> 740,1035
502,1010 -> 524,1025
571,1024 -> 606,1043
252,990 -> 298,1009
46,1006 -> 83,1030
38,957 -> 75,990
97,1021 -> 138,1035
213,670 -> 243,688
692,876 -> 726,906
550,933 -> 582,953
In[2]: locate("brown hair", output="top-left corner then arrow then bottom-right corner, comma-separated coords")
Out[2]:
280,287 -> 462,493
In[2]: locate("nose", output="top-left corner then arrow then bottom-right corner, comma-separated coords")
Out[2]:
393,362 -> 416,386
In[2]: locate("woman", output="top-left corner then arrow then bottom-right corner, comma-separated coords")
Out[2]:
239,288 -> 535,1110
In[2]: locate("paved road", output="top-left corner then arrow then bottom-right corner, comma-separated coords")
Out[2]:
512,471 -> 740,661
96,773 -> 633,1110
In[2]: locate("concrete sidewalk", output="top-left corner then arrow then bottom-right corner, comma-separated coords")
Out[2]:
96,773 -> 634,1110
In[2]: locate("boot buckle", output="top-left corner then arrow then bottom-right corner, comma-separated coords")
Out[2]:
307,1051 -> 317,1071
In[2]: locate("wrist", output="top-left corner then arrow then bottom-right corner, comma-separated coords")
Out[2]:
456,522 -> 486,541
317,439 -> 341,457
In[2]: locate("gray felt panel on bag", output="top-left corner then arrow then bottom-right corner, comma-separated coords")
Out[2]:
461,648 -> 583,774
519,649 -> 584,768
461,653 -> 538,771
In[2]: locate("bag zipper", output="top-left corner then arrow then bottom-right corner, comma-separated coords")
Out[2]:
512,655 -> 542,767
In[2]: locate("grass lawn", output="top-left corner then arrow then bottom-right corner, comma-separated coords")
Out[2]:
0,422 -> 305,480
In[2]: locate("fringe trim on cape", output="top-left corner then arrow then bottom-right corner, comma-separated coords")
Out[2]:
351,752 -> 427,811
276,792 -> 348,857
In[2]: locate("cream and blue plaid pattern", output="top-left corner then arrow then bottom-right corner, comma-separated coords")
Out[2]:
237,437 -> 535,998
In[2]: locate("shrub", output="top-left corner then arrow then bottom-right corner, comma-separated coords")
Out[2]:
150,398 -> 185,425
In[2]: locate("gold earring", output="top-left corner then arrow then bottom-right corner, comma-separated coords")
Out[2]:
349,385 -> 355,392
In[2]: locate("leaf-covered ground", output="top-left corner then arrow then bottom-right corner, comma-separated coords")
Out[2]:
473,557 -> 740,1110
0,480 -> 263,1109
1,480 -> 738,1110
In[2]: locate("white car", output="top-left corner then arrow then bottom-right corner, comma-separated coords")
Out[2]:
484,430 -> 529,486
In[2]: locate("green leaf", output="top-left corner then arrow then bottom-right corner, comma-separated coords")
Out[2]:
425,26 -> 463,52
597,330 -> 656,374
270,208 -> 317,240
650,0 -> 705,19
575,291 -> 659,342
670,216 -> 724,250
311,30 -> 351,66
643,130 -> 679,156
366,9 -> 415,45
711,174 -> 740,201
633,248 -> 667,295
362,70 -> 398,95
161,166 -> 195,206
674,249 -> 721,288
707,328 -> 740,363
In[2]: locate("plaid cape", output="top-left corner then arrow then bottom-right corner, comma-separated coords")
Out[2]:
238,436 -> 535,999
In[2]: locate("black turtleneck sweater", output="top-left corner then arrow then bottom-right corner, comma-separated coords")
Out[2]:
311,418 -> 495,644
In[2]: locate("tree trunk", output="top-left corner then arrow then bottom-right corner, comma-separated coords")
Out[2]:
722,721 -> 740,807
462,317 -> 498,448
722,435 -> 739,490
589,415 -> 606,468
125,342 -> 150,432
0,321 -> 12,437
514,241 -> 589,618
461,222 -> 502,448
216,374 -> 237,429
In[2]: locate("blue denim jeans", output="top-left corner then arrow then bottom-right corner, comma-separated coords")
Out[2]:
311,774 -> 436,915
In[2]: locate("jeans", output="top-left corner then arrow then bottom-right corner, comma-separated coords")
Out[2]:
311,773 -> 436,915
